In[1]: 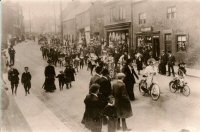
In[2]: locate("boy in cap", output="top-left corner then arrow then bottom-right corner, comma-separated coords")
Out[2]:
56,70 -> 65,91
8,64 -> 19,95
103,95 -> 117,132
21,67 -> 32,96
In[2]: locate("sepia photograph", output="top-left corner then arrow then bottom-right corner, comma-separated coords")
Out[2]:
1,0 -> 200,132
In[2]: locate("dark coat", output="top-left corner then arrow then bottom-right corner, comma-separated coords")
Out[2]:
56,73 -> 65,82
64,68 -> 71,83
167,55 -> 176,66
44,65 -> 56,92
112,80 -> 133,118
8,68 -> 19,84
82,94 -> 102,130
8,48 -> 15,56
123,65 -> 138,85
136,57 -> 143,70
45,65 -> 56,77
96,76 -> 112,107
21,72 -> 32,88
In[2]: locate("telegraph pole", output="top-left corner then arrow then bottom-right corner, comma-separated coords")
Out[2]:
130,0 -> 134,51
60,0 -> 64,45
54,3 -> 57,33
29,9 -> 31,33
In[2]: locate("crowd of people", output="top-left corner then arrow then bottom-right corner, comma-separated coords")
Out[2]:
1,34 -> 188,132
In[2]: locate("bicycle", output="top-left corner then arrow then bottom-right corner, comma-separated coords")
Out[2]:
169,75 -> 190,96
139,75 -> 160,101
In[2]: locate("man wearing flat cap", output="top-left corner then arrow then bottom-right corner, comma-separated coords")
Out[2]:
112,73 -> 132,131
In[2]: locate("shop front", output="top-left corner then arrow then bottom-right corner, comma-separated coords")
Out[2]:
105,22 -> 131,52
135,27 -> 160,60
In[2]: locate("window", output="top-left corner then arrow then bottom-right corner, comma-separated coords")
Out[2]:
119,7 -> 126,20
177,35 -> 187,51
167,6 -> 176,19
139,13 -> 146,24
165,34 -> 172,52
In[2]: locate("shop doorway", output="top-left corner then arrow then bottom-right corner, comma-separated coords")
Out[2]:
152,37 -> 160,60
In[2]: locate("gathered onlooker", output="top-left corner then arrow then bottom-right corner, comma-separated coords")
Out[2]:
112,73 -> 132,131
89,66 -> 102,89
82,84 -> 102,132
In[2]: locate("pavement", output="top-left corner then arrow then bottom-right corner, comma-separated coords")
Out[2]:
1,40 -> 200,132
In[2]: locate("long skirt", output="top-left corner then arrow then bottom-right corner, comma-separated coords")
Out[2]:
43,77 -> 56,92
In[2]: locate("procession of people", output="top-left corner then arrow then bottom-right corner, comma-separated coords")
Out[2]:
2,33 -> 187,132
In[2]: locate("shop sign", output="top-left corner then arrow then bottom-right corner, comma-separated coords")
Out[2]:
141,27 -> 152,32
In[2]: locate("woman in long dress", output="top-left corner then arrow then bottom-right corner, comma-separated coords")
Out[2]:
43,60 -> 56,92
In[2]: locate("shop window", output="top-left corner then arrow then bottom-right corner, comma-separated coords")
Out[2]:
167,6 -> 176,19
139,13 -> 146,24
177,35 -> 187,51
165,34 -> 172,52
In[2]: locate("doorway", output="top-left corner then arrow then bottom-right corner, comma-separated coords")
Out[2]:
152,37 -> 160,60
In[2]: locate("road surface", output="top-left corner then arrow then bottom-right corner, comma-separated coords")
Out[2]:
2,41 -> 200,132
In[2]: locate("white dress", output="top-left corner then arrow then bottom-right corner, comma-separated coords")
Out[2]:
144,65 -> 158,88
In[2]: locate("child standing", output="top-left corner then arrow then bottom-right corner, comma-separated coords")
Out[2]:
21,67 -> 32,96
56,71 -> 65,91
103,95 -> 118,132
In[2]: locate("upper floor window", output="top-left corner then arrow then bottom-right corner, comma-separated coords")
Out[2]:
177,35 -> 187,51
167,6 -> 176,19
139,13 -> 146,24
119,7 -> 126,20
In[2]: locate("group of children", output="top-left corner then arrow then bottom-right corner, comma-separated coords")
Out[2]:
55,64 -> 76,91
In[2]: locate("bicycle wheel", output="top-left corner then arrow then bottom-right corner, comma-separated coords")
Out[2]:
169,81 -> 177,93
150,84 -> 160,101
182,85 -> 190,96
139,80 -> 147,95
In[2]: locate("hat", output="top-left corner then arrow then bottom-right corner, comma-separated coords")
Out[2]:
95,66 -> 102,74
101,68 -> 109,76
116,73 -> 125,79
89,84 -> 100,94
47,59 -> 52,63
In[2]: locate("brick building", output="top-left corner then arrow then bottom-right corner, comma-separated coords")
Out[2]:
132,0 -> 200,62
62,0 -> 104,45
2,1 -> 24,49
103,0 -> 132,50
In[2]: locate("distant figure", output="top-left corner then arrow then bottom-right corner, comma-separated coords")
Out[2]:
159,50 -> 168,75
167,51 -> 176,77
8,45 -> 16,65
21,67 -> 32,96
8,65 -> 19,95
43,60 -> 56,92
56,70 -> 65,91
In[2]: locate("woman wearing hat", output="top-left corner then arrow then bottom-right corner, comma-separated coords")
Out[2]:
43,60 -> 56,92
